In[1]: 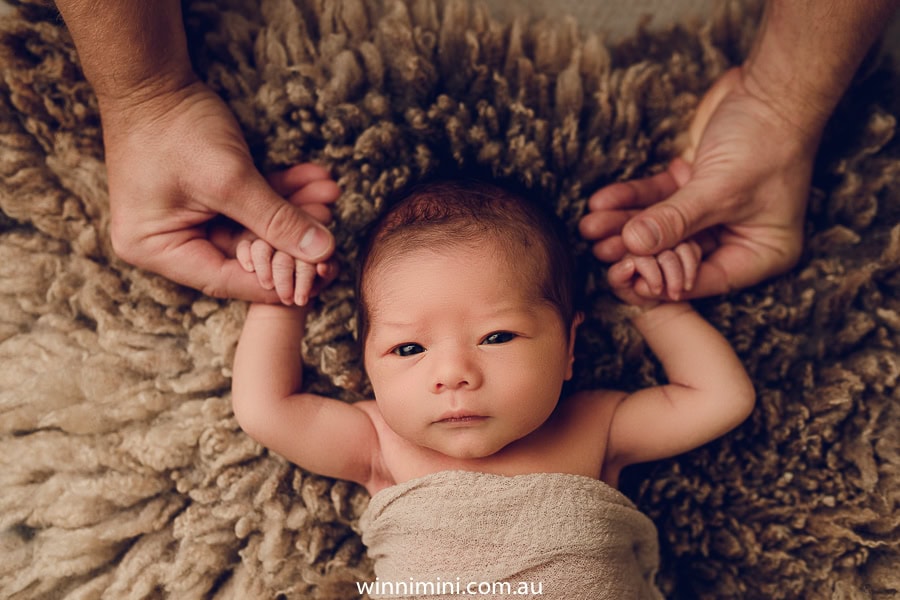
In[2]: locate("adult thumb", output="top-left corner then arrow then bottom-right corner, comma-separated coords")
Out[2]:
226,174 -> 335,262
621,162 -> 720,256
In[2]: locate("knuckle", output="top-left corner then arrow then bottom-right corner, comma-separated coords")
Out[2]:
271,251 -> 294,273
658,249 -> 678,263
250,238 -> 272,254
200,280 -> 228,299
262,202 -> 311,245
653,203 -> 690,240
108,226 -> 142,265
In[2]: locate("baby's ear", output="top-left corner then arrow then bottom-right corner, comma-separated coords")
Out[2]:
565,312 -> 585,380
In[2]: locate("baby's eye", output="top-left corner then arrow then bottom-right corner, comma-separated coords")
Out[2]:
482,331 -> 516,345
392,343 -> 425,357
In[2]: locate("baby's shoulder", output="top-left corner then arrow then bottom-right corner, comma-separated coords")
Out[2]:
560,388 -> 627,423
353,400 -> 395,448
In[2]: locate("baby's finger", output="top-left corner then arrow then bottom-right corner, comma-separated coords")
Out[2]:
606,258 -> 636,290
250,240 -> 275,290
293,260 -> 318,306
675,241 -> 702,292
311,259 -> 341,294
631,255 -> 664,296
272,251 -> 297,305
236,239 -> 255,272
657,250 -> 685,300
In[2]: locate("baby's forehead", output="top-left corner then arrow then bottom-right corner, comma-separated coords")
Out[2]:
366,232 -> 546,283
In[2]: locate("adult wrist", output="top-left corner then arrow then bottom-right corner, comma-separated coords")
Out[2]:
742,0 -> 898,144
55,0 -> 198,120
95,73 -> 202,131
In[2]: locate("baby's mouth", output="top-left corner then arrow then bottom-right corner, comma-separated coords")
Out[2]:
434,411 -> 487,424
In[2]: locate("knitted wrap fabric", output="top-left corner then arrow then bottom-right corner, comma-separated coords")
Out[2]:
1,0 -> 899,598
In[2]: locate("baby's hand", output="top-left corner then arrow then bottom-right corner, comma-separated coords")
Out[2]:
229,166 -> 340,305
236,238 -> 338,306
607,240 -> 702,307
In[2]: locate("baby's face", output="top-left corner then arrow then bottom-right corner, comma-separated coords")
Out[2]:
363,243 -> 576,460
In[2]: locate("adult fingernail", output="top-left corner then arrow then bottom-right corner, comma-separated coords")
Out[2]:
299,226 -> 330,259
629,220 -> 661,251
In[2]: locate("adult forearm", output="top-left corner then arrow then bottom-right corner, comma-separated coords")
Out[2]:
54,0 -> 196,105
745,0 -> 900,137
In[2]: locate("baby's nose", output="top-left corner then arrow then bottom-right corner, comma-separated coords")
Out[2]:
430,349 -> 482,393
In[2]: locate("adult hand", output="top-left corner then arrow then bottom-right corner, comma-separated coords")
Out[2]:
579,67 -> 814,298
101,80 -> 338,301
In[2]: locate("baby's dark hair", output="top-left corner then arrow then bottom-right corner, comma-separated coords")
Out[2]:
356,179 -> 577,346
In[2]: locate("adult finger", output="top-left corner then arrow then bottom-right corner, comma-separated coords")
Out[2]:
300,202 -> 335,226
621,177 -> 730,257
588,168 -> 680,211
590,236 -> 628,263
578,209 -> 634,242
267,163 -> 334,196
141,237 -> 284,303
678,243 -> 767,300
223,170 -> 335,263
286,180 -> 341,208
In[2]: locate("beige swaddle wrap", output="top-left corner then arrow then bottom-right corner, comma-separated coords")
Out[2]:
359,470 -> 662,599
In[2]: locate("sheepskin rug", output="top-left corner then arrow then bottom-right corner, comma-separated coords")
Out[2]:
1,0 -> 899,598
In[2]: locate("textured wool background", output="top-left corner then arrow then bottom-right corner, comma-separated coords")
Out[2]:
1,0 -> 899,598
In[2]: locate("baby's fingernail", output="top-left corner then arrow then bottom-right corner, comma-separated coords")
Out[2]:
629,220 -> 661,250
299,226 -> 330,259
295,291 -> 308,306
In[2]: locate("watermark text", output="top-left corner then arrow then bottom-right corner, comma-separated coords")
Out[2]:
357,577 -> 543,597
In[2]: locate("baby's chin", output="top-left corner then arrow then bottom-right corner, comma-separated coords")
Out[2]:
420,433 -> 520,461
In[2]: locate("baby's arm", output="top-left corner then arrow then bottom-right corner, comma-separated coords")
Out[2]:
232,303 -> 379,486
605,303 -> 755,470
603,245 -> 756,471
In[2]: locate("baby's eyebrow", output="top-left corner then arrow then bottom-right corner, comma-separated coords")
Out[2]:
373,320 -> 416,328
373,305 -> 539,329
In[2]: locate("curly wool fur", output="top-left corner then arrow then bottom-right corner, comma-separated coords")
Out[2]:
1,0 -> 899,598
